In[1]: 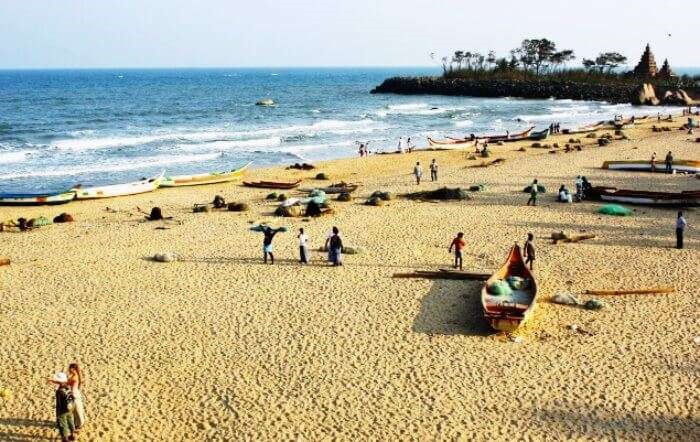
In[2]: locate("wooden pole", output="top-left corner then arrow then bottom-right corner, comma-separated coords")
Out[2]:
585,287 -> 674,296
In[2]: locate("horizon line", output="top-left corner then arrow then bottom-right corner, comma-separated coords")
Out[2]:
0,65 -> 442,71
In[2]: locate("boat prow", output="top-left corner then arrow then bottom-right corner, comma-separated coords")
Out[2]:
481,244 -> 538,332
73,171 -> 164,200
0,190 -> 76,206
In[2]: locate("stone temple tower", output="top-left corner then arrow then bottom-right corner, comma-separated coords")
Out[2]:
657,59 -> 675,78
633,44 -> 658,78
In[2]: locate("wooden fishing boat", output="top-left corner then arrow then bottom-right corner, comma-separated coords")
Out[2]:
528,128 -> 550,141
242,179 -> 302,190
602,160 -> 700,174
72,172 -> 164,199
481,244 -> 538,332
428,126 -> 535,146
302,183 -> 359,194
588,186 -> 700,206
562,121 -> 604,134
160,162 -> 252,187
427,137 -> 475,148
0,190 -> 75,206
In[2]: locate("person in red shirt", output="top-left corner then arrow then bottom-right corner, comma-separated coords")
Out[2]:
448,232 -> 466,270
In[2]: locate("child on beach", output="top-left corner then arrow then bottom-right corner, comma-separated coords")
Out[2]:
298,228 -> 309,264
48,372 -> 76,442
524,233 -> 536,270
430,159 -> 438,182
413,162 -> 422,185
651,152 -> 657,172
448,232 -> 466,270
527,179 -> 539,206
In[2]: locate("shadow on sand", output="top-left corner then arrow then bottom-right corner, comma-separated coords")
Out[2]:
0,418 -> 55,441
412,278 -> 492,336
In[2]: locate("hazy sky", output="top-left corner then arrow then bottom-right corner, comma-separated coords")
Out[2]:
0,0 -> 697,69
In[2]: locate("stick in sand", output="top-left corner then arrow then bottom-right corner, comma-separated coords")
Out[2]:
585,287 -> 675,296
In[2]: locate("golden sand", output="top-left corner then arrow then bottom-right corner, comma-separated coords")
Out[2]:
0,117 -> 698,440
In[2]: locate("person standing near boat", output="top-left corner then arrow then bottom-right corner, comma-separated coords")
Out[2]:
448,232 -> 466,270
298,228 -> 309,264
526,179 -> 539,206
665,151 -> 674,174
524,233 -> 536,270
430,159 -> 438,182
676,211 -> 688,249
651,152 -> 657,172
413,162 -> 422,185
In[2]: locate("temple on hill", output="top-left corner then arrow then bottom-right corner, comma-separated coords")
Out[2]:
633,44 -> 658,77
657,58 -> 675,79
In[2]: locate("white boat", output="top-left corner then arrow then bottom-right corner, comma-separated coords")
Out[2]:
602,160 -> 700,174
72,172 -> 164,200
160,162 -> 252,187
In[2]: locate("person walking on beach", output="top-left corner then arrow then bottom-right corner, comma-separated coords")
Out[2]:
298,228 -> 309,264
262,226 -> 282,264
665,151 -> 674,174
325,227 -> 343,266
527,179 -> 539,206
448,232 -> 466,270
430,159 -> 438,182
524,233 -> 536,270
413,161 -> 422,185
48,372 -> 76,442
398,137 -> 405,154
651,152 -> 657,172
406,137 -> 413,153
66,363 -> 86,433
676,211 -> 688,249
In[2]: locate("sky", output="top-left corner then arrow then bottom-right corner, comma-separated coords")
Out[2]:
0,0 -> 697,69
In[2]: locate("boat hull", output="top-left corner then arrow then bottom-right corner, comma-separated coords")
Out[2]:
73,173 -> 163,199
242,180 -> 302,190
160,162 -> 252,187
0,191 -> 75,206
602,160 -> 699,174
481,245 -> 537,332
589,187 -> 700,207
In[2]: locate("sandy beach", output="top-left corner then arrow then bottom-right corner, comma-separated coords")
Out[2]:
0,117 -> 698,440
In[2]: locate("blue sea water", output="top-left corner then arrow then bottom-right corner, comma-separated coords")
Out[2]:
0,67 -> 683,192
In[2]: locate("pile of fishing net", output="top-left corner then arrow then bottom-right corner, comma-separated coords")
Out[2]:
598,204 -> 632,216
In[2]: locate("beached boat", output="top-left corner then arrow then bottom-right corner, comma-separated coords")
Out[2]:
562,122 -> 604,134
528,128 -> 550,141
481,244 -> 537,332
242,179 -> 302,190
428,126 -> 535,146
72,172 -> 164,199
588,186 -> 700,206
0,190 -> 75,206
302,183 -> 359,194
602,160 -> 700,174
160,162 -> 252,187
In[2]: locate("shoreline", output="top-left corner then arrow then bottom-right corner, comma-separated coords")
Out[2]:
1,114 -> 698,440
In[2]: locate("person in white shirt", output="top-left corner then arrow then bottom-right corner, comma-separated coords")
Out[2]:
398,137 -> 405,154
413,161 -> 422,185
298,228 -> 309,264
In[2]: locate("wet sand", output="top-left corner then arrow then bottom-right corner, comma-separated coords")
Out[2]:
0,116 -> 698,440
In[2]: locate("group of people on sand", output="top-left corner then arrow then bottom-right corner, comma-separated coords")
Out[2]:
258,226 -> 344,266
47,363 -> 86,442
650,151 -> 676,174
412,159 -> 438,185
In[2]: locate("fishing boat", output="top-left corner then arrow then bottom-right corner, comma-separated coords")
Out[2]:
427,126 -> 535,146
72,172 -> 164,200
481,244 -> 538,332
0,190 -> 75,206
602,160 -> 700,174
160,162 -> 252,187
528,128 -> 550,141
302,183 -> 359,194
242,179 -> 302,190
588,186 -> 700,206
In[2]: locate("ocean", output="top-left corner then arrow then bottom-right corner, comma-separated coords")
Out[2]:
0,67 -> 683,192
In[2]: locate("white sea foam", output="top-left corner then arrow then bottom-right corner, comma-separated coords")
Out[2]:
0,152 -> 221,180
0,150 -> 36,164
48,119 -> 383,151
453,119 -> 474,128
